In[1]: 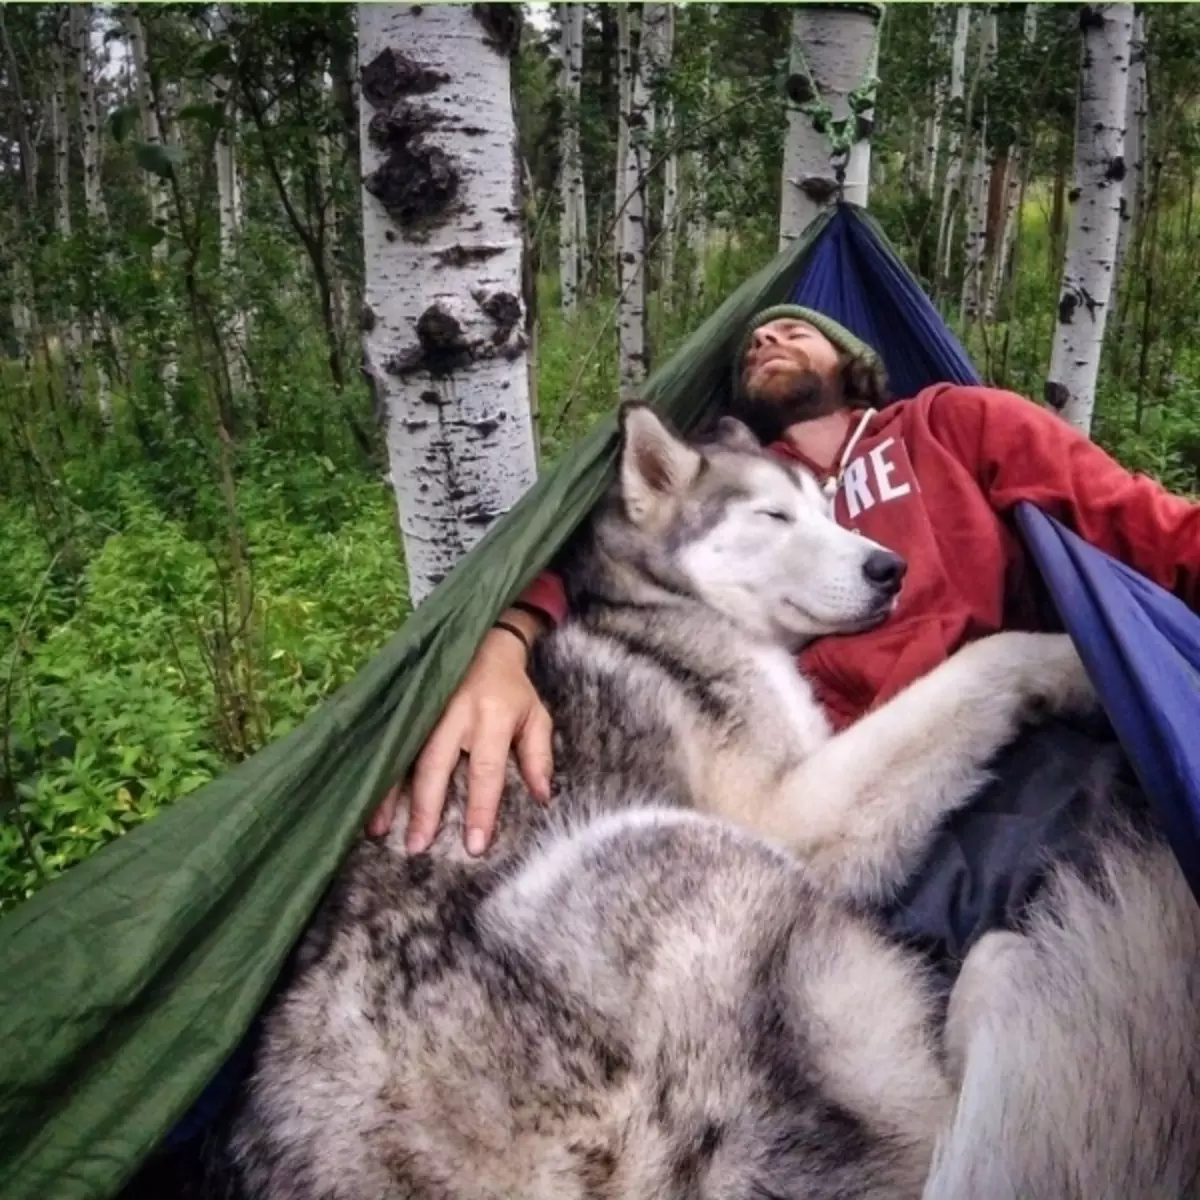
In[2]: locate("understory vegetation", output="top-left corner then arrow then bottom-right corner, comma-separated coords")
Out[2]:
3,3 -> 1200,911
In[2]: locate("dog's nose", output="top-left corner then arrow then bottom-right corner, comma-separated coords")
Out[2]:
862,550 -> 907,594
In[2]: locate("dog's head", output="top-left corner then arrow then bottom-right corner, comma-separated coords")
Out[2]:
610,403 -> 905,648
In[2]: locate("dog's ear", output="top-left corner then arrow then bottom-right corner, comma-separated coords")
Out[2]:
712,416 -> 762,454
618,402 -> 702,526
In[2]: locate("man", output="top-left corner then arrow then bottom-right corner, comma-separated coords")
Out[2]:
369,306 -> 1200,953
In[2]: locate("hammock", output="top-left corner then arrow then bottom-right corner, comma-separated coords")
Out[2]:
2,204 -> 1198,1200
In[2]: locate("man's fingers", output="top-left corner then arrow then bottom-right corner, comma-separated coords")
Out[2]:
407,710 -> 468,852
366,783 -> 400,838
463,708 -> 516,856
516,704 -> 555,803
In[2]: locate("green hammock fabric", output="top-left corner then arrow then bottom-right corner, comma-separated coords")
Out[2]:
0,214 -> 833,1200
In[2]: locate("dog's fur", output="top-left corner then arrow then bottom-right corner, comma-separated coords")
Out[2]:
224,406 -> 1200,1199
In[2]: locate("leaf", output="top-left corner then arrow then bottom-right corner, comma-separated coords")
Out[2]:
193,42 -> 234,75
177,103 -> 226,131
135,141 -> 185,179
108,105 -> 141,144
127,224 -> 167,252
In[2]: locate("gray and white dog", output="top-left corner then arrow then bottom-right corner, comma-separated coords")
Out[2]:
225,405 -> 1200,1199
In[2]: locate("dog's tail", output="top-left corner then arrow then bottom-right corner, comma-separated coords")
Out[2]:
922,827 -> 1200,1200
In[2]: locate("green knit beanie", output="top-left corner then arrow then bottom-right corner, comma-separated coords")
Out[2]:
732,304 -> 881,400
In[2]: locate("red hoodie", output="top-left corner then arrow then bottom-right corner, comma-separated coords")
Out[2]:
518,385 -> 1200,731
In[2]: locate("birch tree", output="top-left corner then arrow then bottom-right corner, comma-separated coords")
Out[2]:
922,4 -> 948,198
557,2 -> 585,314
358,4 -> 537,605
1046,3 -> 1134,433
210,4 -> 247,397
643,4 -> 679,300
779,3 -> 882,249
685,5 -> 717,295
935,5 -> 970,288
613,5 -> 633,277
960,9 -> 997,323
69,4 -> 107,228
1113,8 -> 1147,287
617,4 -> 649,399
126,8 -> 178,403
49,14 -> 84,407
66,3 -> 111,422
985,3 -> 1038,321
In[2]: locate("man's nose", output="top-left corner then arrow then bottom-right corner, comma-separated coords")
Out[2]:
751,327 -> 779,349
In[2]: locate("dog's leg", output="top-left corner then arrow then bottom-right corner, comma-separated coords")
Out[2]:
747,631 -> 1096,904
923,838 -> 1200,1200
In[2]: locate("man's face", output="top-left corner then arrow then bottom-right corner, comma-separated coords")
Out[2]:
741,319 -> 843,402
733,318 -> 846,442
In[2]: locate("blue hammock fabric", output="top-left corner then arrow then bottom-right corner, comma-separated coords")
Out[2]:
149,203 -> 1200,1177
788,205 -> 981,401
789,203 -> 1200,905
1016,506 -> 1200,901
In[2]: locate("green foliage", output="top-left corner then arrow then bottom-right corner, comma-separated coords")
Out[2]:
0,453 -> 406,912
5,2 -> 1200,917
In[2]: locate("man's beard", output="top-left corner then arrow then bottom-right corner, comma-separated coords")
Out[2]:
731,366 -> 845,444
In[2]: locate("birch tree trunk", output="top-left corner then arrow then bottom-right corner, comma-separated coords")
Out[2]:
69,4 -> 107,226
960,9 -> 997,323
613,6 -> 633,280
985,3 -> 1038,321
618,5 -> 649,399
557,2 -> 585,314
935,5 -> 970,289
68,2 -> 112,423
923,3 -> 947,197
211,4 -> 247,397
686,6 -> 717,296
358,4 -> 537,605
49,19 -> 86,409
642,3 -> 678,302
779,3 -> 882,249
1045,3 -> 1133,433
127,8 -> 178,405
127,12 -> 169,247
1113,8 -> 1146,287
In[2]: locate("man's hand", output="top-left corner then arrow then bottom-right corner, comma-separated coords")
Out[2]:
365,610 -> 554,856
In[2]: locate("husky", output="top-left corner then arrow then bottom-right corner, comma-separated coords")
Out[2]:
223,405 -> 1200,1199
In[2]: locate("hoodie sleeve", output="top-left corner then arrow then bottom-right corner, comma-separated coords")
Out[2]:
928,385 -> 1200,610
515,569 -> 569,626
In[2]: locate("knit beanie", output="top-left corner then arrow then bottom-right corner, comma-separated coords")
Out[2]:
732,304 -> 881,400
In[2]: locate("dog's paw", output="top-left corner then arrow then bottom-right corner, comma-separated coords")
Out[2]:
1015,632 -> 1097,717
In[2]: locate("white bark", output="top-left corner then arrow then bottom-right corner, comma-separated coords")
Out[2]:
985,4 -> 1038,321
126,11 -> 169,249
1113,9 -> 1146,287
960,10 -> 997,321
127,9 -> 178,405
68,5 -> 107,225
211,4 -> 247,396
618,4 -> 648,399
614,6 -> 632,275
935,5 -> 970,285
557,2 -> 585,313
923,3 -> 947,197
50,19 -> 86,409
779,3 -> 882,249
68,3 -> 112,424
642,4 -> 677,299
50,33 -> 71,239
358,5 -> 537,605
1046,3 -> 1133,432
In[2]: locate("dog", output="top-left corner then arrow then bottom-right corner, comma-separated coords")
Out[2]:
222,405 -> 1200,1199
